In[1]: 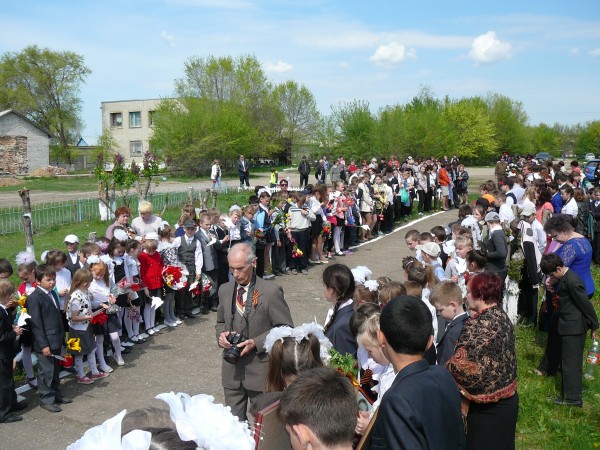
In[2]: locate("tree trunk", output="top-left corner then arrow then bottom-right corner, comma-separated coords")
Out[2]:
18,188 -> 35,255
211,190 -> 218,209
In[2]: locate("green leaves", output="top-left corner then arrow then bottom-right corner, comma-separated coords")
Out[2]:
0,45 -> 90,158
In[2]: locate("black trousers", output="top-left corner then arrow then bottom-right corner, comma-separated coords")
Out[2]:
176,274 -> 196,316
467,393 -> 519,450
417,190 -> 425,213
299,174 -> 308,187
288,229 -> 310,270
0,358 -> 17,420
201,269 -> 219,310
561,332 -> 587,402
239,173 -> 250,187
36,348 -> 63,405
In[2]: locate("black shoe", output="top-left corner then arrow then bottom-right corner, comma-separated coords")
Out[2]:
185,313 -> 198,319
10,401 -> 27,412
0,414 -> 23,423
55,397 -> 73,404
40,403 -> 62,413
553,398 -> 582,407
210,306 -> 218,312
121,346 -> 133,354
201,308 -> 210,315
178,315 -> 186,320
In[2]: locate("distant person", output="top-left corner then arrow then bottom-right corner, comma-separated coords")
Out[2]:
210,159 -> 222,192
370,295 -> 465,449
298,155 -> 311,188
237,155 -> 250,188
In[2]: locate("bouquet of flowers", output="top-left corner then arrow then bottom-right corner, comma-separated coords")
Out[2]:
91,311 -> 108,326
200,272 -> 215,296
110,278 -> 142,297
321,222 -> 332,237
328,348 -> 359,387
254,229 -> 265,240
67,338 -> 81,352
290,238 -> 303,258
505,163 -> 521,178
163,266 -> 186,290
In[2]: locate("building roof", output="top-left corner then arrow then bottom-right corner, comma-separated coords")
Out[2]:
0,109 -> 53,138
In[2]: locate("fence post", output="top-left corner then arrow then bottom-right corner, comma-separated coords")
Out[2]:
77,199 -> 83,222
18,188 -> 35,256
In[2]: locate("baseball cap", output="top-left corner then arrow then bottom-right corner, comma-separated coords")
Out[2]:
64,234 -> 79,244
183,219 -> 196,228
417,242 -> 441,258
520,205 -> 536,217
485,212 -> 501,222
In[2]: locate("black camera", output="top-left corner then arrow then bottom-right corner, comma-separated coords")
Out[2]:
223,333 -> 246,364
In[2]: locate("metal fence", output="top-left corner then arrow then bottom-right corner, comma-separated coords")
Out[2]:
0,190 -> 198,235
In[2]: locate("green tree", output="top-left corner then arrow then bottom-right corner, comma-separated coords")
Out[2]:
575,121 -> 600,156
332,100 -> 375,159
443,97 -> 496,161
272,80 -> 319,163
485,93 -> 528,155
0,45 -> 91,163
373,105 -> 406,157
528,123 -> 561,155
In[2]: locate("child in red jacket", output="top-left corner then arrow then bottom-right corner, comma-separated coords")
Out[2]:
139,233 -> 164,335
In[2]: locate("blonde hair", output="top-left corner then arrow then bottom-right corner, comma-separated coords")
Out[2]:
69,268 -> 93,295
357,313 -> 381,348
378,281 -> 407,307
429,281 -> 462,308
138,201 -> 153,214
0,279 -> 15,300
454,235 -> 473,249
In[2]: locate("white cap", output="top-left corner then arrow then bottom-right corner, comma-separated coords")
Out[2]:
145,232 -> 159,241
417,242 -> 441,258
64,234 -> 79,244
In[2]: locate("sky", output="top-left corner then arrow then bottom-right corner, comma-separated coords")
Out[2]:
1,0 -> 599,144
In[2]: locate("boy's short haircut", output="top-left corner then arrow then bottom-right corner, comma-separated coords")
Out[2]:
454,235 -> 474,248
404,229 -> 420,241
430,226 -> 446,242
455,227 -> 472,238
121,407 -> 174,437
80,242 -> 101,257
378,281 -> 407,306
403,280 -> 423,298
350,302 -> 381,337
0,258 -> 14,276
430,281 -> 462,308
419,232 -> 433,243
458,205 -> 473,219
380,296 -> 432,355
199,212 -> 212,224
248,194 -> 259,205
594,187 -> 600,195
503,178 -> 515,189
278,367 -> 356,448
495,191 -> 506,202
475,198 -> 490,209
450,223 -> 464,234
35,264 -> 56,282
407,266 -> 428,287
540,253 -> 564,275
0,279 -> 16,299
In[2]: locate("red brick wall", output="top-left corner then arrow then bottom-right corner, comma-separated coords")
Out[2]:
0,135 -> 28,174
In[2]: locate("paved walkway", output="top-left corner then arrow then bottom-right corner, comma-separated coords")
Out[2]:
5,209 -> 453,449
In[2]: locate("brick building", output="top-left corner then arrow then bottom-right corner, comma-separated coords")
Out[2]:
0,109 -> 51,175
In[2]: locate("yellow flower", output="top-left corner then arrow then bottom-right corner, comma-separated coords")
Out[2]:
67,338 -> 81,352
18,294 -> 27,307
20,307 -> 27,315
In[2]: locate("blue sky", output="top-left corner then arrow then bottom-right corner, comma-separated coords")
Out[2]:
1,0 -> 599,143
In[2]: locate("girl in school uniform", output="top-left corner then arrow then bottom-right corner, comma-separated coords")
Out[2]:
139,233 -> 164,335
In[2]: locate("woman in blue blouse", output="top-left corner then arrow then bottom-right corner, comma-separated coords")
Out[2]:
537,214 -> 594,376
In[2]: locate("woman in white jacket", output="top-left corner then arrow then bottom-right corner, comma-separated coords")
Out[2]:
210,159 -> 222,192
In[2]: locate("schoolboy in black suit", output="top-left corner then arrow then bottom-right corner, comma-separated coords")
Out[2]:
26,265 -> 70,413
430,281 -> 469,366
541,254 -> 599,407
370,296 -> 465,449
0,280 -> 24,423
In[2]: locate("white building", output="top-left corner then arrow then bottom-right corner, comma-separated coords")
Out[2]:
100,99 -> 162,163
0,109 -> 51,175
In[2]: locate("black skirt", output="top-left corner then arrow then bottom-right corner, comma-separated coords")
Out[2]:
311,215 -> 324,240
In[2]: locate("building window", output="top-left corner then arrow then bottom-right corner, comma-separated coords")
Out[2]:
130,141 -> 143,156
149,111 -> 155,126
110,112 -> 123,128
129,111 -> 142,128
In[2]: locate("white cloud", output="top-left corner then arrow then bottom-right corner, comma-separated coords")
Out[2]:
589,48 -> 600,58
339,62 -> 350,69
370,42 -> 416,66
264,60 -> 293,73
570,47 -> 580,56
468,31 -> 511,64
160,30 -> 176,47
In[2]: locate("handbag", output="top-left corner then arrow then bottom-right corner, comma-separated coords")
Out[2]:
400,188 -> 410,203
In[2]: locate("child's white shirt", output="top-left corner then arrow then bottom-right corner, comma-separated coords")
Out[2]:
420,292 -> 438,342
55,267 -> 71,309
